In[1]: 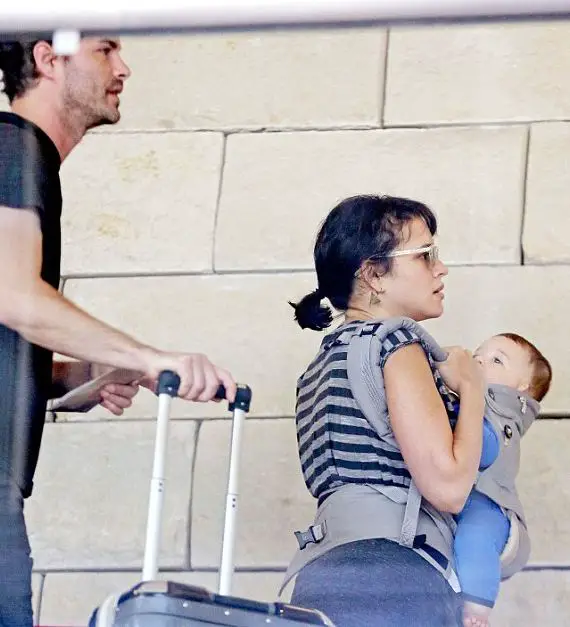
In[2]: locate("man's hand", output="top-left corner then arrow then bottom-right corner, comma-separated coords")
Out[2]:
98,380 -> 140,416
51,353 -> 236,415
90,363 -> 141,415
140,351 -> 236,403
50,362 -> 142,414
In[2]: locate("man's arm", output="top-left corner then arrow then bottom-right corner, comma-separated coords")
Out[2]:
0,206 -> 236,402
0,206 -> 156,370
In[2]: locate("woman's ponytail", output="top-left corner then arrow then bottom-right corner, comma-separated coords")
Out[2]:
289,288 -> 333,331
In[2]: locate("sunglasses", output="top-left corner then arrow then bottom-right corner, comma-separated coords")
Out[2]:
355,243 -> 440,278
385,243 -> 440,265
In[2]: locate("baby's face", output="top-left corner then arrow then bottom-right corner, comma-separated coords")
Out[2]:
474,336 -> 532,394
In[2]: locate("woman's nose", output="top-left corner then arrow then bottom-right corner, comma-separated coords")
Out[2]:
434,259 -> 448,277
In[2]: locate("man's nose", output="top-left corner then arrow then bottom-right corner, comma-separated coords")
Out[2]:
115,56 -> 131,80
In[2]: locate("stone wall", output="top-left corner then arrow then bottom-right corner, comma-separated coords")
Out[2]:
2,21 -> 569,626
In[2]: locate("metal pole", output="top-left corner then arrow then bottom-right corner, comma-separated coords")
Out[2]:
2,1 -> 570,38
142,392 -> 172,581
218,406 -> 246,596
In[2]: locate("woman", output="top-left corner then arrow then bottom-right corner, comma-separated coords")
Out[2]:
284,195 -> 486,626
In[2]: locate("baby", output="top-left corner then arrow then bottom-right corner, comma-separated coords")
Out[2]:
453,332 -> 552,627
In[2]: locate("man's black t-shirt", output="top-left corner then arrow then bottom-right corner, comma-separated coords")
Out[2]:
0,112 -> 62,498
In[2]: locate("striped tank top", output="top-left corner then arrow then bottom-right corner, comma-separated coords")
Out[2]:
296,319 -> 457,503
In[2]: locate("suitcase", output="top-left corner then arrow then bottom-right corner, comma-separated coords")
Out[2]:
89,370 -> 334,626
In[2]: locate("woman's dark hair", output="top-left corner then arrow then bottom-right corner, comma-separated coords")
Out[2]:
290,194 -> 437,331
0,40 -> 45,103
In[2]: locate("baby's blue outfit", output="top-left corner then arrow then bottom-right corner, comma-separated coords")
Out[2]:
453,417 -> 510,607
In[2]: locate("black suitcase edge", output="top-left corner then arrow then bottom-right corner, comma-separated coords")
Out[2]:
89,580 -> 332,626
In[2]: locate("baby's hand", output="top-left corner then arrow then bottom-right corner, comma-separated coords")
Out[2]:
438,346 -> 485,396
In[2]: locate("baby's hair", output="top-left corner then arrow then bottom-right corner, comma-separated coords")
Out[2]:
498,332 -> 552,402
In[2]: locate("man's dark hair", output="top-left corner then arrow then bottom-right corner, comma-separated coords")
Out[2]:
0,40 -> 48,103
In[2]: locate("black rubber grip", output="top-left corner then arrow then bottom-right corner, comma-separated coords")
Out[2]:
215,384 -> 226,400
213,383 -> 253,412
157,373 -> 251,412
157,370 -> 181,397
230,384 -> 252,412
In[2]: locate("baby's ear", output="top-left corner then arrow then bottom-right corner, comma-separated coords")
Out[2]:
517,381 -> 530,394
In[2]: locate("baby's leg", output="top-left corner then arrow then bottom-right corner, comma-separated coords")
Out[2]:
454,492 -> 511,626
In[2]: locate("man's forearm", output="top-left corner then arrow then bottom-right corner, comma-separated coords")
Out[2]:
6,279 -> 155,373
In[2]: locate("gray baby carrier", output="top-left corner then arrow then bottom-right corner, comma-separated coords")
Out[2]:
282,317 -> 531,596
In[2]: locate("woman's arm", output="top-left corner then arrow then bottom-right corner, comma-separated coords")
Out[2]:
384,344 -> 485,514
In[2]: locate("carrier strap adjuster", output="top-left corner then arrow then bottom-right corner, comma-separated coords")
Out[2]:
294,522 -> 327,550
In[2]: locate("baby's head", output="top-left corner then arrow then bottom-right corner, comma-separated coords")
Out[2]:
474,333 -> 552,402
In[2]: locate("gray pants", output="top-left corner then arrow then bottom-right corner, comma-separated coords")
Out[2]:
0,479 -> 33,627
291,538 -> 462,627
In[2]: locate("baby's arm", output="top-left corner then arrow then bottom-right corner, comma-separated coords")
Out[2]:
479,418 -> 500,470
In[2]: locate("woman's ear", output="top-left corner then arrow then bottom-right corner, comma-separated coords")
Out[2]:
359,261 -> 384,292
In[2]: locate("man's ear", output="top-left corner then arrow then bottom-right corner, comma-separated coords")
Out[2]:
32,41 -> 58,81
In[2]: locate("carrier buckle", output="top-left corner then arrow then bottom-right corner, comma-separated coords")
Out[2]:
294,522 -> 327,550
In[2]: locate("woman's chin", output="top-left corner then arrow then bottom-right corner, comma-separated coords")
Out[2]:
423,304 -> 445,320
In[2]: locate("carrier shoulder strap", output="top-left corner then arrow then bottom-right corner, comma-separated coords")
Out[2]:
346,317 -> 449,547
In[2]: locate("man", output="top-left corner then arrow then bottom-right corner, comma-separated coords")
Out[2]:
0,37 -> 236,626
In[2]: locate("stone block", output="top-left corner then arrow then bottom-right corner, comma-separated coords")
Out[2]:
385,22 -> 570,125
517,422 -> 570,564
423,265 -> 570,416
39,570 -> 287,625
523,122 -> 570,263
60,132 -> 223,275
26,420 -> 196,569
215,127 -> 527,270
40,572 -> 141,626
61,273 -> 322,420
111,29 -> 385,131
494,569 -> 570,626
191,418 -> 315,569
59,265 -> 570,420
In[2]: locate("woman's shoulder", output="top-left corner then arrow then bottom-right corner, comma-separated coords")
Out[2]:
366,317 -> 445,368
318,316 -> 446,364
377,319 -> 425,368
324,316 -> 424,341
315,316 -> 447,374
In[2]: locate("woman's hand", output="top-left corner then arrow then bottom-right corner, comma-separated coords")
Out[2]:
437,346 -> 485,396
